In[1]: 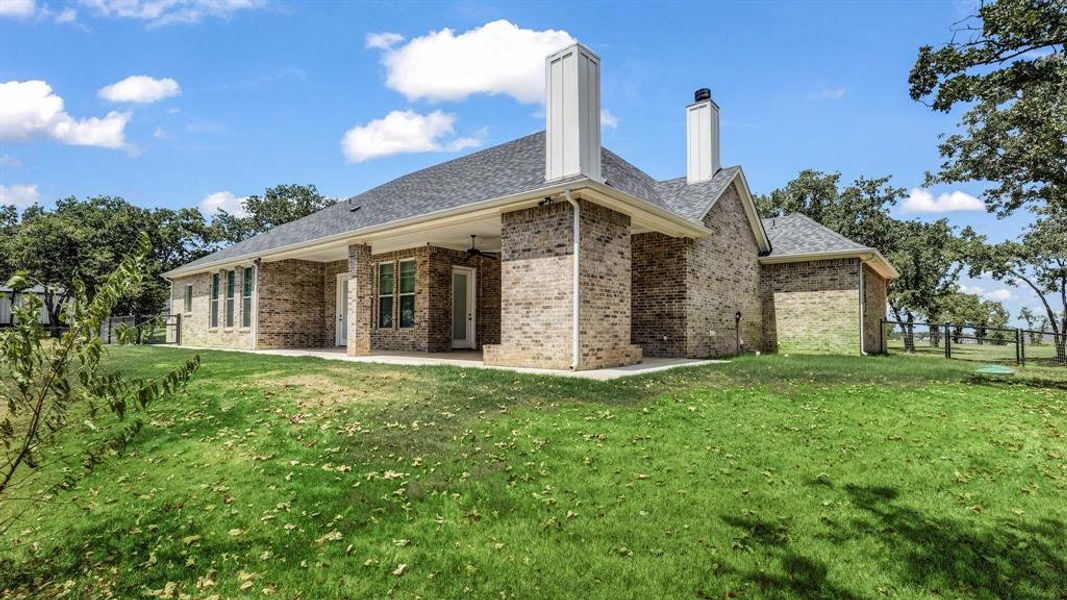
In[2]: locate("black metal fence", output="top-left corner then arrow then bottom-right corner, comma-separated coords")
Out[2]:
882,320 -> 1066,366
102,314 -> 182,345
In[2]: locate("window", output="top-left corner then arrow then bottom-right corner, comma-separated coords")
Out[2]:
210,274 -> 219,328
242,267 -> 254,328
377,262 -> 394,328
398,260 -> 415,328
184,285 -> 193,314
225,270 -> 236,328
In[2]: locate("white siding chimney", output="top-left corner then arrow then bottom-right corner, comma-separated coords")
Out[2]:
545,43 -> 601,182
686,88 -> 720,184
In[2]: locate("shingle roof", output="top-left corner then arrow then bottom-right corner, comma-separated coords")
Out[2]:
654,167 -> 742,223
760,213 -> 871,257
174,130 -> 867,275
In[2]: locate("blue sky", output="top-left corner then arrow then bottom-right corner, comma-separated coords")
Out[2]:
0,0 -> 1042,322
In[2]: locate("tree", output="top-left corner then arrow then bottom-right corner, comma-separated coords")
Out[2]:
0,205 -> 16,279
884,219 -> 973,351
909,0 -> 1067,216
213,184 -> 335,244
6,197 -> 214,322
969,207 -> 1067,359
1018,306 -> 1049,342
756,170 -> 904,253
0,239 -> 199,532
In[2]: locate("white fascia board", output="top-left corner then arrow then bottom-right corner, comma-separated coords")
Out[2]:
731,168 -> 772,253
759,250 -> 900,280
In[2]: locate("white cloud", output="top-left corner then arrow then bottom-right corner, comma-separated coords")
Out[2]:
153,126 -> 168,139
0,0 -> 76,22
903,188 -> 985,213
365,31 -> 404,50
200,190 -> 247,216
0,153 -> 20,167
0,80 -> 130,149
53,6 -> 75,22
372,20 -> 575,104
0,183 -> 41,207
99,75 -> 180,103
812,87 -> 847,101
82,0 -> 264,26
341,110 -> 482,163
985,288 -> 1016,302
601,109 -> 619,129
957,282 -> 1017,302
0,0 -> 36,18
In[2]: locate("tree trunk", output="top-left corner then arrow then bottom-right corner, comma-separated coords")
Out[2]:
890,304 -> 915,352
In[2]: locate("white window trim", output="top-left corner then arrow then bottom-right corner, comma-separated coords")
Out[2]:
397,258 -> 416,329
224,269 -> 236,329
240,266 -> 254,330
209,273 -> 220,329
376,261 -> 395,330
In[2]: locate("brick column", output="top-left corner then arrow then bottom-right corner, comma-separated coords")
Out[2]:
347,243 -> 372,356
483,200 -> 641,370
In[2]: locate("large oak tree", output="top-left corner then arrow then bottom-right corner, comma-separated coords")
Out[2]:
909,0 -> 1067,216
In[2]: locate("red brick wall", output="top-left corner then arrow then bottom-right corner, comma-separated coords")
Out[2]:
170,267 -> 255,349
427,247 -> 501,352
485,199 -> 640,370
631,233 -> 689,357
686,183 -> 764,357
257,260 -> 327,349
760,258 -> 861,354
862,264 -> 888,354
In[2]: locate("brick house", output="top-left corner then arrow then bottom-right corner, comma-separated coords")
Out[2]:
163,43 -> 897,370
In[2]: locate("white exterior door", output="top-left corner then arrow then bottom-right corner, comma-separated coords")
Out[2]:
335,274 -> 348,346
451,266 -> 476,349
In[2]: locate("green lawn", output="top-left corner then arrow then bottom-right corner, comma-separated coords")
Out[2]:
1,348 -> 1065,599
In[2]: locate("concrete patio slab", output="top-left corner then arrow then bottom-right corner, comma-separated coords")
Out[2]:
168,346 -> 725,381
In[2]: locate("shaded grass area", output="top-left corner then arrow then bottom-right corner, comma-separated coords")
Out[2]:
1,348 -> 1065,599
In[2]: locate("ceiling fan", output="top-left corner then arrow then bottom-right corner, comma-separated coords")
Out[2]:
466,235 -> 498,260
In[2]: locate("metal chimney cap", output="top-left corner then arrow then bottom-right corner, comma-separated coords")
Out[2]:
694,88 -> 712,102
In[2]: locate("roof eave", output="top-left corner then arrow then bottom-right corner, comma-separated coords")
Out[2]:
759,249 -> 900,280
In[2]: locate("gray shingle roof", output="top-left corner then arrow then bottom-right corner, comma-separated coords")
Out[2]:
654,167 -> 741,223
174,130 -> 867,275
760,213 -> 871,257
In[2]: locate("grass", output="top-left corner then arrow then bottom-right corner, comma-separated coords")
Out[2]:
1,348 -> 1065,599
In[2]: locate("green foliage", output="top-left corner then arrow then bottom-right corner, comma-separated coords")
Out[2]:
6,196 -> 215,319
212,184 -> 336,244
967,207 -> 1067,357
909,0 -> 1067,215
756,170 -> 973,332
884,219 -> 976,328
0,236 -> 199,532
1,348 -> 1064,598
755,169 -> 904,253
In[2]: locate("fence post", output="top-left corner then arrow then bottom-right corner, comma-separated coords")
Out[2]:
1015,328 -> 1021,365
944,323 -> 951,359
1019,328 -> 1025,365
106,317 -> 112,344
176,314 -> 182,346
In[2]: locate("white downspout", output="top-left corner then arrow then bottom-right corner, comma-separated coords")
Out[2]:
563,190 -> 581,370
858,263 -> 866,356
252,258 -> 261,350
